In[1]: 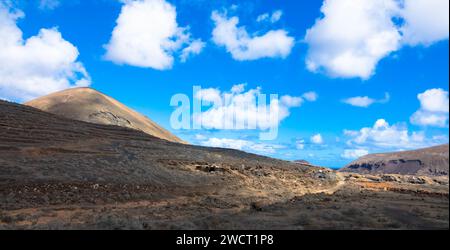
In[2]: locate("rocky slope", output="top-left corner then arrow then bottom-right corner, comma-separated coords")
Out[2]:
0,100 -> 337,211
25,87 -> 184,144
340,144 -> 449,176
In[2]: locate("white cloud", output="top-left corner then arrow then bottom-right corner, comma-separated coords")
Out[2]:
302,91 -> 318,102
180,39 -> 205,62
38,0 -> 60,10
343,96 -> 375,108
105,0 -> 203,70
415,88 -> 449,113
311,134 -> 324,144
203,138 -> 248,150
304,0 -> 449,79
280,95 -> 303,107
271,10 -> 283,23
257,10 -> 283,23
410,88 -> 449,127
195,87 -> 221,103
201,137 -> 284,154
342,92 -> 390,107
344,118 -> 439,150
194,85 -> 313,130
341,149 -> 369,159
304,0 -> 401,79
211,10 -> 294,61
401,0 -> 449,46
0,4 -> 90,102
231,83 -> 246,93
410,112 -> 449,128
256,13 -> 269,22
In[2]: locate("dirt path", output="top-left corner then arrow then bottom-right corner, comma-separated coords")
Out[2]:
309,172 -> 346,195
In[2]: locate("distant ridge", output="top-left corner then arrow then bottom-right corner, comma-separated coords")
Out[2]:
340,144 -> 449,176
25,87 -> 185,144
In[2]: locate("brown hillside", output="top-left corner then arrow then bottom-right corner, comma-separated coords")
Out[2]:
25,87 -> 184,144
340,144 -> 449,176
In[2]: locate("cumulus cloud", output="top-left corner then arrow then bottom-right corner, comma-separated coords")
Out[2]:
304,0 -> 401,79
194,85 -> 314,130
342,92 -> 390,108
0,4 -> 90,102
310,134 -> 324,144
410,88 -> 449,127
211,10 -> 294,61
105,0 -> 204,70
414,88 -> 449,113
401,0 -> 449,46
344,119 -> 438,150
341,149 -> 369,159
201,137 -> 284,154
304,0 -> 449,79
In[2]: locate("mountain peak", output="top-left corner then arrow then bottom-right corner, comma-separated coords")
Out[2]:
25,87 -> 185,144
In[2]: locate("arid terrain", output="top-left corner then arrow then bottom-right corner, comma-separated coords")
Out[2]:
341,145 -> 449,176
0,96 -> 448,230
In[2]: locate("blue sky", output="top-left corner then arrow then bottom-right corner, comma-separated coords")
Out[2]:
0,0 -> 449,168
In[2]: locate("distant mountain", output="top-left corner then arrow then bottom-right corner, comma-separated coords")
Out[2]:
340,144 -> 449,176
25,87 -> 184,144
